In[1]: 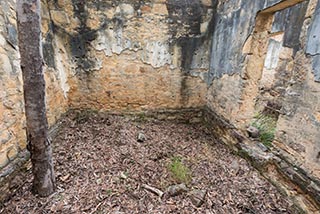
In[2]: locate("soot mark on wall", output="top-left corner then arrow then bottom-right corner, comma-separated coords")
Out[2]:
272,1 -> 309,53
43,21 -> 56,69
70,0 -> 98,73
53,0 -> 150,73
166,0 -> 218,73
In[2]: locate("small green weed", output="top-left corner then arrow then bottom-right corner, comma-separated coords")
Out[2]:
251,113 -> 277,148
168,156 -> 192,184
134,112 -> 147,123
74,109 -> 98,123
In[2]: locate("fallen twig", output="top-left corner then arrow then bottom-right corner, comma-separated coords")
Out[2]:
142,184 -> 164,198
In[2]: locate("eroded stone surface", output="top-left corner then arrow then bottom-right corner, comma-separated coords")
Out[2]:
206,0 -> 320,210
47,0 -> 213,111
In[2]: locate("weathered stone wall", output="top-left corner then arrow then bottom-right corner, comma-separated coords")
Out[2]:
48,0 -> 214,111
206,0 -> 320,210
0,0 -> 25,170
0,0 -> 68,192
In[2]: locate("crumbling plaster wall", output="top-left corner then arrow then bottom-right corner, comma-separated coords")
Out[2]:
206,0 -> 320,207
48,0 -> 214,111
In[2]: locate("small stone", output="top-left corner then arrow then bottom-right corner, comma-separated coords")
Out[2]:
0,151 -> 9,168
257,142 -> 268,152
137,132 -> 146,143
51,10 -> 70,26
166,183 -> 188,197
120,172 -> 128,180
189,189 -> 207,207
7,147 -> 17,161
119,4 -> 134,18
137,9 -> 142,17
247,126 -> 259,138
230,160 -> 240,172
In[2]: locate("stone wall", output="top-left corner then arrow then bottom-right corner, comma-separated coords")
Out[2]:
0,0 -> 25,170
0,0 -> 68,195
48,0 -> 214,112
206,0 -> 320,210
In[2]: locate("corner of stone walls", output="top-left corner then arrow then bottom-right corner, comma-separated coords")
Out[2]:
47,0 -> 215,112
1,0 -> 215,202
205,0 -> 320,211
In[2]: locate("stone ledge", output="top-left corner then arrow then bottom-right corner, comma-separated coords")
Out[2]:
203,107 -> 320,213
0,118 -> 64,205
67,107 -> 204,124
0,150 -> 30,204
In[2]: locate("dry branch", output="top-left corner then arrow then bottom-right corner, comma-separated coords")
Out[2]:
142,184 -> 164,198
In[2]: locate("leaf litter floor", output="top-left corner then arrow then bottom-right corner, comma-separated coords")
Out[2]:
2,111 -> 297,213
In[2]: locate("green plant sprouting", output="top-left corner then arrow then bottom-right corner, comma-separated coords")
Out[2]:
251,113 -> 277,148
168,156 -> 192,184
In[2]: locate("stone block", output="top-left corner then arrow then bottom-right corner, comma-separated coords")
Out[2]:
0,151 -> 8,168
51,10 -> 70,26
7,146 -> 17,161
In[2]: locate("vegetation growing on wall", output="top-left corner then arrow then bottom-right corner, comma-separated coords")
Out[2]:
251,113 -> 277,148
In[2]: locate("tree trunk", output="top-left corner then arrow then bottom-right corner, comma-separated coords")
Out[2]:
16,0 -> 55,196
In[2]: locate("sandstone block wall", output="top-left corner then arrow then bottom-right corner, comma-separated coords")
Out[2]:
0,0 -> 68,177
0,0 -> 24,169
206,0 -> 320,208
48,0 -> 214,112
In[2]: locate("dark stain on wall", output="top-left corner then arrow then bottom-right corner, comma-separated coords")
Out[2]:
70,0 -> 98,73
166,0 -> 218,105
208,0 -> 291,82
166,0 -> 202,73
43,32 -> 56,68
282,1 -> 308,52
53,0 -> 149,73
306,0 -> 320,82
166,0 -> 218,73
271,1 -> 309,53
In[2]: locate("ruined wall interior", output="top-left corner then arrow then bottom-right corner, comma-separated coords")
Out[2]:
0,0 -> 69,200
48,0 -> 213,111
0,0 -> 320,211
206,0 -> 320,210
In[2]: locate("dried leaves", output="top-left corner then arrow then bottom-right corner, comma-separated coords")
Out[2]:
1,111 -> 295,213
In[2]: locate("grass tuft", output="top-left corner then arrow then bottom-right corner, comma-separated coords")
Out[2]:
168,156 -> 192,184
251,113 -> 277,148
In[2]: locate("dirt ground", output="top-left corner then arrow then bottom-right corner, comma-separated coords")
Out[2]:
1,111 -> 297,214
